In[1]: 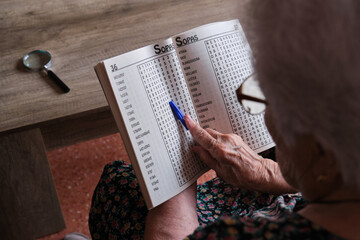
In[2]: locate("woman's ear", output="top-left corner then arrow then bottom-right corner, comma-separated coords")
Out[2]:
305,135 -> 343,199
278,132 -> 342,201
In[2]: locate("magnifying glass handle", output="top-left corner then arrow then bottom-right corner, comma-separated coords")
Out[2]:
47,70 -> 70,93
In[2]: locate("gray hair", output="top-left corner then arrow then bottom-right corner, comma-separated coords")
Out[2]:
248,0 -> 360,188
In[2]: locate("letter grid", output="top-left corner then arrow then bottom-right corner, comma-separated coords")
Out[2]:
205,32 -> 273,151
137,52 -> 205,186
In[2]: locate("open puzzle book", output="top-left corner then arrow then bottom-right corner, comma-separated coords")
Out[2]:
95,19 -> 275,209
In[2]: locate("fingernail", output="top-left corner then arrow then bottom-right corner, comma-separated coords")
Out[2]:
184,114 -> 195,128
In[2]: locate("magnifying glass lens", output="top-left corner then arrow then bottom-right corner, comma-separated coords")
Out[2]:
23,50 -> 51,71
22,50 -> 70,93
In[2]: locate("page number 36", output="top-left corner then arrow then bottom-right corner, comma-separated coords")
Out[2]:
110,64 -> 118,72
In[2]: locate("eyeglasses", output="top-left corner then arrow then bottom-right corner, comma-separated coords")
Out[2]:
236,74 -> 267,115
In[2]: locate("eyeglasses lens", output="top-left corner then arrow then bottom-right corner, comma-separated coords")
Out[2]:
238,75 -> 266,115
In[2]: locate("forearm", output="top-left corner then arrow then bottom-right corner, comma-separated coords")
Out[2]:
144,184 -> 199,240
144,210 -> 199,240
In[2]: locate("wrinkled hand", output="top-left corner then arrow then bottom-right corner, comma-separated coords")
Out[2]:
184,114 -> 295,194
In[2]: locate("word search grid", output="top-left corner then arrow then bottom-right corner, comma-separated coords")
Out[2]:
137,52 -> 205,186
205,32 -> 272,151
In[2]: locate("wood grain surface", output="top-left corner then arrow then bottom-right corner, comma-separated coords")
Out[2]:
0,0 -> 248,133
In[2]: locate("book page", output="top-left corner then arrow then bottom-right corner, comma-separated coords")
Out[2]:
173,20 -> 275,153
100,38 -> 206,209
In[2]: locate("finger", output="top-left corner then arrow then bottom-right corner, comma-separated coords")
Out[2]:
184,114 -> 218,151
192,146 -> 218,170
205,128 -> 221,139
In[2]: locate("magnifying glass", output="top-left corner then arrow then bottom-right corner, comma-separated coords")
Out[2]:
23,50 -> 70,93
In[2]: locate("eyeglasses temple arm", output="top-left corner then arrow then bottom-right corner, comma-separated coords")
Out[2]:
236,93 -> 268,104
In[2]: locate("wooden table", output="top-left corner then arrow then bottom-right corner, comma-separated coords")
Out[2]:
0,0 -> 246,238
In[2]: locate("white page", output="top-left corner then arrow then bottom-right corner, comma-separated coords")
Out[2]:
102,38 -> 206,208
174,20 -> 275,153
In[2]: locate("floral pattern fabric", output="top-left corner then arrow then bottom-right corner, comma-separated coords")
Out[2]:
89,160 -> 343,239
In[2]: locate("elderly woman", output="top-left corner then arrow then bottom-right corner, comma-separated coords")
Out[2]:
89,1 -> 360,239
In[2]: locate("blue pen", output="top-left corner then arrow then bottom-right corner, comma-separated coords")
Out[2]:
169,100 -> 188,130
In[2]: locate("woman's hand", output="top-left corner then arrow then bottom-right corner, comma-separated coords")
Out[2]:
144,183 -> 199,240
184,114 -> 296,194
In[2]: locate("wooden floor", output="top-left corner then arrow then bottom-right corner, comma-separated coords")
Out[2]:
39,133 -> 215,239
